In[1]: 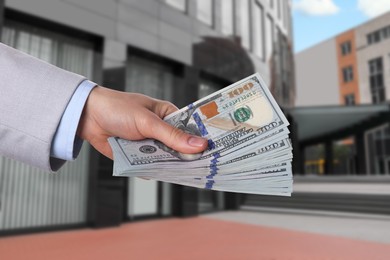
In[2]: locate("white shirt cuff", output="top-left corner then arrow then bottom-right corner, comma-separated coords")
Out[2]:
51,80 -> 96,160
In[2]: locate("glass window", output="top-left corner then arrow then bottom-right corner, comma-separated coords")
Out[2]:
126,56 -> 174,101
344,94 -> 355,106
276,0 -> 281,19
0,20 -> 94,230
342,66 -> 353,83
221,0 -> 234,35
265,15 -> 274,61
282,0 -> 289,28
253,2 -> 264,59
340,41 -> 351,56
382,26 -> 389,39
367,30 -> 381,45
240,0 -> 251,49
2,21 -> 94,78
197,0 -> 213,26
367,25 -> 390,44
365,124 -> 390,174
198,78 -> 221,98
279,0 -> 284,25
126,56 -> 176,219
369,57 -> 385,103
367,34 -> 373,45
373,31 -> 381,42
165,0 -> 187,12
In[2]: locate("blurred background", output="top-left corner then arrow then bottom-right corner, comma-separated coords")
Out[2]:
0,0 -> 389,259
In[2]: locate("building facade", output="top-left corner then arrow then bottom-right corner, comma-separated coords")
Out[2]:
295,39 -> 340,107
295,11 -> 390,175
0,0 -> 294,234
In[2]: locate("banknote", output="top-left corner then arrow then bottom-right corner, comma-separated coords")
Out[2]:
109,73 -> 293,196
109,135 -> 291,171
109,73 -> 289,164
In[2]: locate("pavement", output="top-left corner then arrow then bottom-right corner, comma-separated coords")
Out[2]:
207,208 -> 390,244
1,177 -> 389,259
293,175 -> 390,195
0,208 -> 389,260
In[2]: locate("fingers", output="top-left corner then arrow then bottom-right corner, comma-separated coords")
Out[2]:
143,115 -> 208,154
146,100 -> 207,154
83,88 -> 208,161
152,100 -> 179,118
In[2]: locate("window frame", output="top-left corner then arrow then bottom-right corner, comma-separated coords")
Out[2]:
344,94 -> 355,106
253,0 -> 265,60
265,14 -> 274,60
368,57 -> 385,104
239,0 -> 252,50
342,66 -> 354,83
164,0 -> 188,13
221,0 -> 235,35
366,25 -> 390,45
270,0 -> 274,9
196,0 -> 215,27
340,41 -> 352,56
0,8 -> 101,231
277,0 -> 281,19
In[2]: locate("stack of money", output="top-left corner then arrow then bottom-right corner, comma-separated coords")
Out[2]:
109,73 -> 293,196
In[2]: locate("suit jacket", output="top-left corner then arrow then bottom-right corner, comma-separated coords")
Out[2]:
0,43 -> 86,171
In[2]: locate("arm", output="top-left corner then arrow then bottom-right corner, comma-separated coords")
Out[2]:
0,43 -> 85,171
0,43 -> 207,171
77,86 -> 208,160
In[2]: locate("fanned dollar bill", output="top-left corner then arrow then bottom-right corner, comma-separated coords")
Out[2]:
109,73 -> 293,196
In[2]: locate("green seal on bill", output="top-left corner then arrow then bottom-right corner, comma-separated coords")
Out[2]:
234,106 -> 252,123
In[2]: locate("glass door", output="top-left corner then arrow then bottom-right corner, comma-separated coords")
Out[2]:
0,20 -> 94,231
125,55 -> 175,218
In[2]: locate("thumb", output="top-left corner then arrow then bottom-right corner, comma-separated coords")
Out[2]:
147,118 -> 208,156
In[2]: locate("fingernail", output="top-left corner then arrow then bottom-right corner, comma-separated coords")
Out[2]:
188,136 -> 206,147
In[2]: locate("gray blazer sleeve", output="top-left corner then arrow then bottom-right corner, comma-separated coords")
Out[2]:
0,43 -> 86,171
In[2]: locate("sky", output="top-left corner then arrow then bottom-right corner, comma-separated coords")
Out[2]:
292,0 -> 390,53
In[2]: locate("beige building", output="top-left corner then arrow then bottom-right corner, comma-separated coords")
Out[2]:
295,39 -> 339,107
296,11 -> 390,107
356,13 -> 390,104
294,11 -> 390,175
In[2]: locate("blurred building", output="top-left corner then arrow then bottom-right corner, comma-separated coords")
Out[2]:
294,11 -> 390,175
0,0 -> 294,235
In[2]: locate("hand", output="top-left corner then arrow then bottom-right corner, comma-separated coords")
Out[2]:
77,86 -> 208,159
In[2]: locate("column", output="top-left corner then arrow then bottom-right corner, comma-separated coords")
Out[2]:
225,192 -> 241,210
299,145 -> 306,175
324,140 -> 334,175
177,66 -> 200,107
288,115 -> 304,175
172,185 -> 199,217
355,131 -> 367,175
87,39 -> 128,227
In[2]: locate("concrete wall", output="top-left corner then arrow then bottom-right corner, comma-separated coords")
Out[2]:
355,12 -> 390,104
295,39 -> 339,107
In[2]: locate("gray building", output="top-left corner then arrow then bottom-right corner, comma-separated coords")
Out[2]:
0,0 -> 294,234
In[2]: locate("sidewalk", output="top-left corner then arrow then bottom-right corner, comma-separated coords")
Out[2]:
1,210 -> 389,260
293,175 -> 390,195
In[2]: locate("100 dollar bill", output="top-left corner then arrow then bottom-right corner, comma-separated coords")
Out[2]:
109,73 -> 289,170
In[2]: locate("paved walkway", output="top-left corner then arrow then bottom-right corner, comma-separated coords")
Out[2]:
293,175 -> 390,195
0,211 -> 389,260
208,208 -> 390,244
